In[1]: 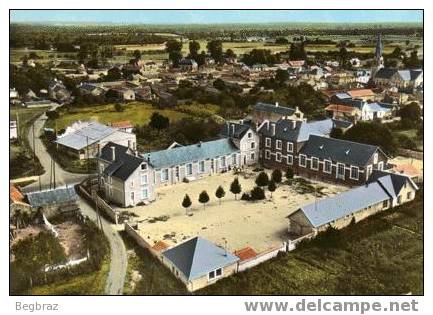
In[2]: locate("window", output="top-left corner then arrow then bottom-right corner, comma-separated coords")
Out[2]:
186,163 -> 193,175
378,161 -> 384,171
232,154 -> 237,165
130,180 -> 134,188
287,142 -> 294,153
265,138 -> 271,148
407,191 -> 413,200
350,166 -> 359,180
265,150 -> 271,159
221,156 -> 226,167
367,165 -> 373,178
251,142 -> 255,149
337,163 -> 345,179
208,271 -> 215,280
108,187 -> 112,197
397,196 -> 402,205
276,140 -> 282,150
216,268 -> 222,277
251,153 -> 255,160
130,192 -> 135,202
324,160 -> 332,174
141,188 -> 148,199
99,164 -> 104,173
161,169 -> 169,182
383,199 -> 389,208
141,174 -> 148,185
141,163 -> 147,170
311,157 -> 319,170
276,152 -> 282,162
248,132 -> 252,138
373,153 -> 378,164
287,154 -> 293,165
199,161 -> 205,173
299,154 -> 307,167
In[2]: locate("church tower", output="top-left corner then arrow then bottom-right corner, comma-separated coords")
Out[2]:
372,34 -> 384,75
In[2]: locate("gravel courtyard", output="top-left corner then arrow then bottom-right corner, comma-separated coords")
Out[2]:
129,168 -> 347,253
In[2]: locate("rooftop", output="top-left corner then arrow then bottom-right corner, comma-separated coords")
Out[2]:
253,102 -> 296,117
26,186 -> 77,208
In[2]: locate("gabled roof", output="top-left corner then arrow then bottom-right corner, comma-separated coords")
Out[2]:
299,135 -> 380,167
100,142 -> 144,181
325,104 -> 358,114
55,121 -> 117,150
220,122 -> 251,139
10,183 -> 24,203
162,237 -> 239,281
397,69 -> 423,81
253,102 -> 296,116
375,68 -> 398,79
367,170 -> 418,197
347,89 -> 375,98
26,187 -> 77,208
292,181 -> 390,228
142,138 -> 239,170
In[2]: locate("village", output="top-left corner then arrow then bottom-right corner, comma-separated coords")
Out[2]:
9,17 -> 423,295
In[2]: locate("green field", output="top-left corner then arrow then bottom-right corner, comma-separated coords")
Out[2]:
30,260 -> 109,295
46,102 -> 192,131
198,191 -> 423,295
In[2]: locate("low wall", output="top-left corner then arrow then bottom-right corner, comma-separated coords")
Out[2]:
76,184 -> 119,224
238,243 -> 287,272
287,232 -> 316,251
397,148 -> 423,160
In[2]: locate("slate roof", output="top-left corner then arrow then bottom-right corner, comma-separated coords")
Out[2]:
364,102 -> 391,113
162,237 -> 239,281
299,135 -> 380,167
142,138 -> 239,170
375,68 -> 397,79
293,181 -> 391,228
220,122 -> 251,139
367,170 -> 418,197
26,187 -> 77,208
259,118 -> 352,143
398,69 -> 423,81
100,142 -> 144,181
333,92 -> 352,100
253,102 -> 296,116
55,122 -> 117,150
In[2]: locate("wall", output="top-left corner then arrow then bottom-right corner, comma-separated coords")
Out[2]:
77,183 -> 119,224
397,148 -> 423,160
237,243 -> 287,272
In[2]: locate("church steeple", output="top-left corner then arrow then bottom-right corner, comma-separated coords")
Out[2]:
372,34 -> 384,75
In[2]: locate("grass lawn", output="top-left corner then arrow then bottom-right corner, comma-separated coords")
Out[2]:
29,260 -> 110,295
197,190 -> 423,295
120,231 -> 188,295
396,129 -> 423,151
47,102 -> 191,131
10,106 -> 49,179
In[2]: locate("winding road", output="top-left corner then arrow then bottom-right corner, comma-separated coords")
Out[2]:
22,109 -> 127,295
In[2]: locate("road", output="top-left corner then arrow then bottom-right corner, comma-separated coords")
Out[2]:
22,109 -> 127,295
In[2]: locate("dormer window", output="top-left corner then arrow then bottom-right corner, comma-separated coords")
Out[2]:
248,132 -> 252,138
373,153 -> 378,164
141,163 -> 147,170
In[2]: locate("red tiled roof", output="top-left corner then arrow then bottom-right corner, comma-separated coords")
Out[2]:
234,246 -> 258,261
110,121 -> 132,129
348,89 -> 375,98
10,183 -> 24,203
392,164 -> 422,178
152,240 -> 170,252
325,104 -> 357,114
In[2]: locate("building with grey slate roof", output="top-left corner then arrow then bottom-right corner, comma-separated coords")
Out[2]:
26,186 -> 79,219
288,170 -> 418,237
374,68 -> 423,90
252,101 -> 304,125
161,236 -> 239,291
55,121 -> 136,160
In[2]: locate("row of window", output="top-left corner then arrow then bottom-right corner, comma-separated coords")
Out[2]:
265,138 -> 294,153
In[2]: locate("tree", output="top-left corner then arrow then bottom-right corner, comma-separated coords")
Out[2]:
230,177 -> 242,200
165,40 -> 183,65
275,37 -> 289,45
106,67 -> 122,81
182,194 -> 192,215
149,112 -> 170,132
215,186 -> 226,205
330,127 -> 344,139
213,78 -> 226,91
251,186 -> 265,201
399,102 -> 422,129
114,103 -> 123,112
275,69 -> 289,84
286,167 -> 294,181
403,50 -> 422,69
225,48 -> 236,59
207,40 -> 223,62
133,49 -> 142,60
255,171 -> 269,188
198,190 -> 210,210
289,43 -> 306,60
268,180 -> 277,197
189,40 -> 200,58
271,169 -> 282,184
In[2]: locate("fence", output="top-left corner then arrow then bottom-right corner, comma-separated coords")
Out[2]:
237,243 -> 287,273
76,183 -> 119,224
397,148 -> 423,160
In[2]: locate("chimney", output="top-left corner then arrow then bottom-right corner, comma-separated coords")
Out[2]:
292,120 -> 297,130
275,102 -> 279,107
271,123 -> 276,136
110,146 -> 116,161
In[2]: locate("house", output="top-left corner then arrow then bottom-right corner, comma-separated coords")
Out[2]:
133,86 -> 154,101
178,58 -> 198,72
23,99 -> 57,108
161,236 -> 239,292
107,87 -> 135,101
325,99 -> 393,122
374,68 -> 423,91
219,121 -> 260,165
48,79 -> 71,102
325,104 -> 361,121
10,120 -> 18,139
26,186 -> 79,220
251,102 -> 304,125
287,60 -> 305,73
10,88 -> 19,100
287,171 -> 418,237
347,88 -> 376,101
10,182 -> 31,219
154,90 -> 177,107
354,69 -> 372,85
78,83 -> 106,96
296,135 -> 387,185
55,121 -> 136,160
141,138 -> 241,188
110,121 -> 134,133
98,142 -> 155,207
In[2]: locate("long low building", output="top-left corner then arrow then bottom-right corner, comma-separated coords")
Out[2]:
287,171 -> 418,237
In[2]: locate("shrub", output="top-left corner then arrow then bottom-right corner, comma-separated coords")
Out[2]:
230,177 -> 242,200
114,103 -> 123,112
271,169 -> 283,184
286,167 -> 294,180
255,171 -> 269,188
251,186 -> 265,201
240,193 -> 251,201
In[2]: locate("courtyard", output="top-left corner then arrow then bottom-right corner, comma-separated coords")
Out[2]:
126,168 -> 348,253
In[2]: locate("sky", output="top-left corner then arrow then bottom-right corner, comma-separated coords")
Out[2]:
10,10 -> 423,24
